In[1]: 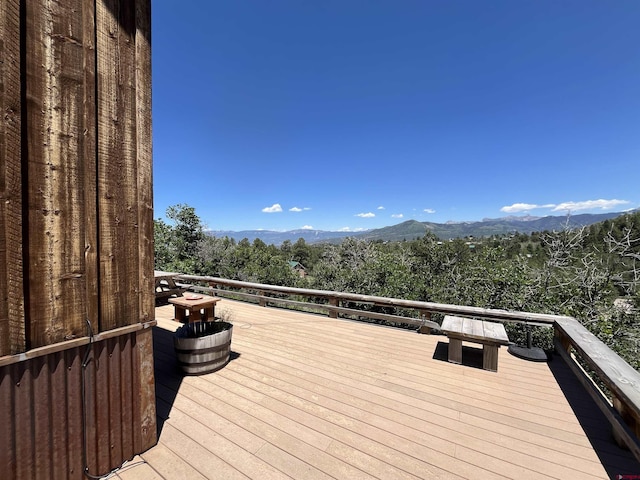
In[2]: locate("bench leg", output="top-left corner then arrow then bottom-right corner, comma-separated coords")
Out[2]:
448,338 -> 462,364
483,345 -> 499,372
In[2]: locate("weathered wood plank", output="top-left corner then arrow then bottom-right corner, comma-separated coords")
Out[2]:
24,0 -> 52,348
0,320 -> 155,367
441,315 -> 462,332
96,0 -> 140,331
134,0 -> 154,325
472,318 -> 484,337
0,0 -> 25,355
461,317 -> 473,336
24,0 -> 90,348
482,321 -> 509,343
442,316 -> 509,347
82,0 -> 99,336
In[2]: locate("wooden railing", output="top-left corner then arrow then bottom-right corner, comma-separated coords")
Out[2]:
175,274 -> 640,461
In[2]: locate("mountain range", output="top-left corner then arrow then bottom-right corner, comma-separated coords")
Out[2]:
210,210 -> 635,245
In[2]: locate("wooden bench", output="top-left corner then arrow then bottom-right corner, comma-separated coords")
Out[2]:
155,270 -> 187,300
169,294 -> 222,323
440,315 -> 510,372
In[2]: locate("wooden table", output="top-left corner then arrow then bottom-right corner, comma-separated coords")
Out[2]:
440,315 -> 511,372
154,270 -> 187,300
169,294 -> 222,323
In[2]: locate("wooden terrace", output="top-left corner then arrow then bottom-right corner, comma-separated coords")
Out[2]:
114,299 -> 640,479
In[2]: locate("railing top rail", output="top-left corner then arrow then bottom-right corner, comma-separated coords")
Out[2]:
555,317 -> 640,419
178,274 -> 560,324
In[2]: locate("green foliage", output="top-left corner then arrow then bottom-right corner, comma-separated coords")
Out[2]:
154,204 -> 205,273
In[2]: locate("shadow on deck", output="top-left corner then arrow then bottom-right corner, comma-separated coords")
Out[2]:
547,355 -> 640,477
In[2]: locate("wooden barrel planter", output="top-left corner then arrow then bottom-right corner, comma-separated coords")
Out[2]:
173,321 -> 233,375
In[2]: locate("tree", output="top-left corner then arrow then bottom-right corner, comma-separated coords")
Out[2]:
153,218 -> 174,270
166,204 -> 205,262
153,204 -> 205,273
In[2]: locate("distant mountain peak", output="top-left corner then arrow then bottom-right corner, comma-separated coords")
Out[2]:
209,210 -> 634,245
481,215 -> 542,222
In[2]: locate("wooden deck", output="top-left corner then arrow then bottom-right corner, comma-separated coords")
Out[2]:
114,300 -> 640,479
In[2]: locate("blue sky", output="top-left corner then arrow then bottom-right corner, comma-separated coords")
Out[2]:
152,1 -> 639,232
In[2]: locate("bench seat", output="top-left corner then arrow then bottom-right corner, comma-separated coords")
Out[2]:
441,315 -> 510,372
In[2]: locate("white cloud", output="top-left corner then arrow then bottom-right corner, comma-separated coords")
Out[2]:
551,199 -> 629,212
500,203 -> 542,213
289,206 -> 311,212
262,203 -> 283,213
501,199 -> 630,214
338,227 -> 352,232
355,212 -> 375,218
391,213 -> 404,218
423,208 -> 436,214
301,225 -> 314,230
377,206 -> 385,210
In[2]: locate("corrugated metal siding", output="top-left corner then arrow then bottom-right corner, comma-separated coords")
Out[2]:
0,327 -> 156,480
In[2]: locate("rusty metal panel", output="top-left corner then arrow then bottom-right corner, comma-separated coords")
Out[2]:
0,328 -> 157,480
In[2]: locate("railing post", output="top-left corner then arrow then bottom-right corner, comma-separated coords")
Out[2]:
554,326 -> 571,354
258,290 -> 266,307
418,310 -> 432,334
329,297 -> 338,318
612,395 -> 640,448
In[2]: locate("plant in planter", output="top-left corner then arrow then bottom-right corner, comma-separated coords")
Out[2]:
173,317 -> 234,375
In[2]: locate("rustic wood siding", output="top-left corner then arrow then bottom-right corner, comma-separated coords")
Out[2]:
97,0 -> 139,331
0,0 -> 25,356
24,0 -> 91,348
135,0 -> 154,327
1,0 -> 153,354
0,0 -> 156,478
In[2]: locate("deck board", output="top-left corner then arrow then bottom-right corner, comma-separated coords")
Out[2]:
117,299 -> 640,479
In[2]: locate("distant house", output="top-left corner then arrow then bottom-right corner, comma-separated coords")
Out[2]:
288,261 -> 307,278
